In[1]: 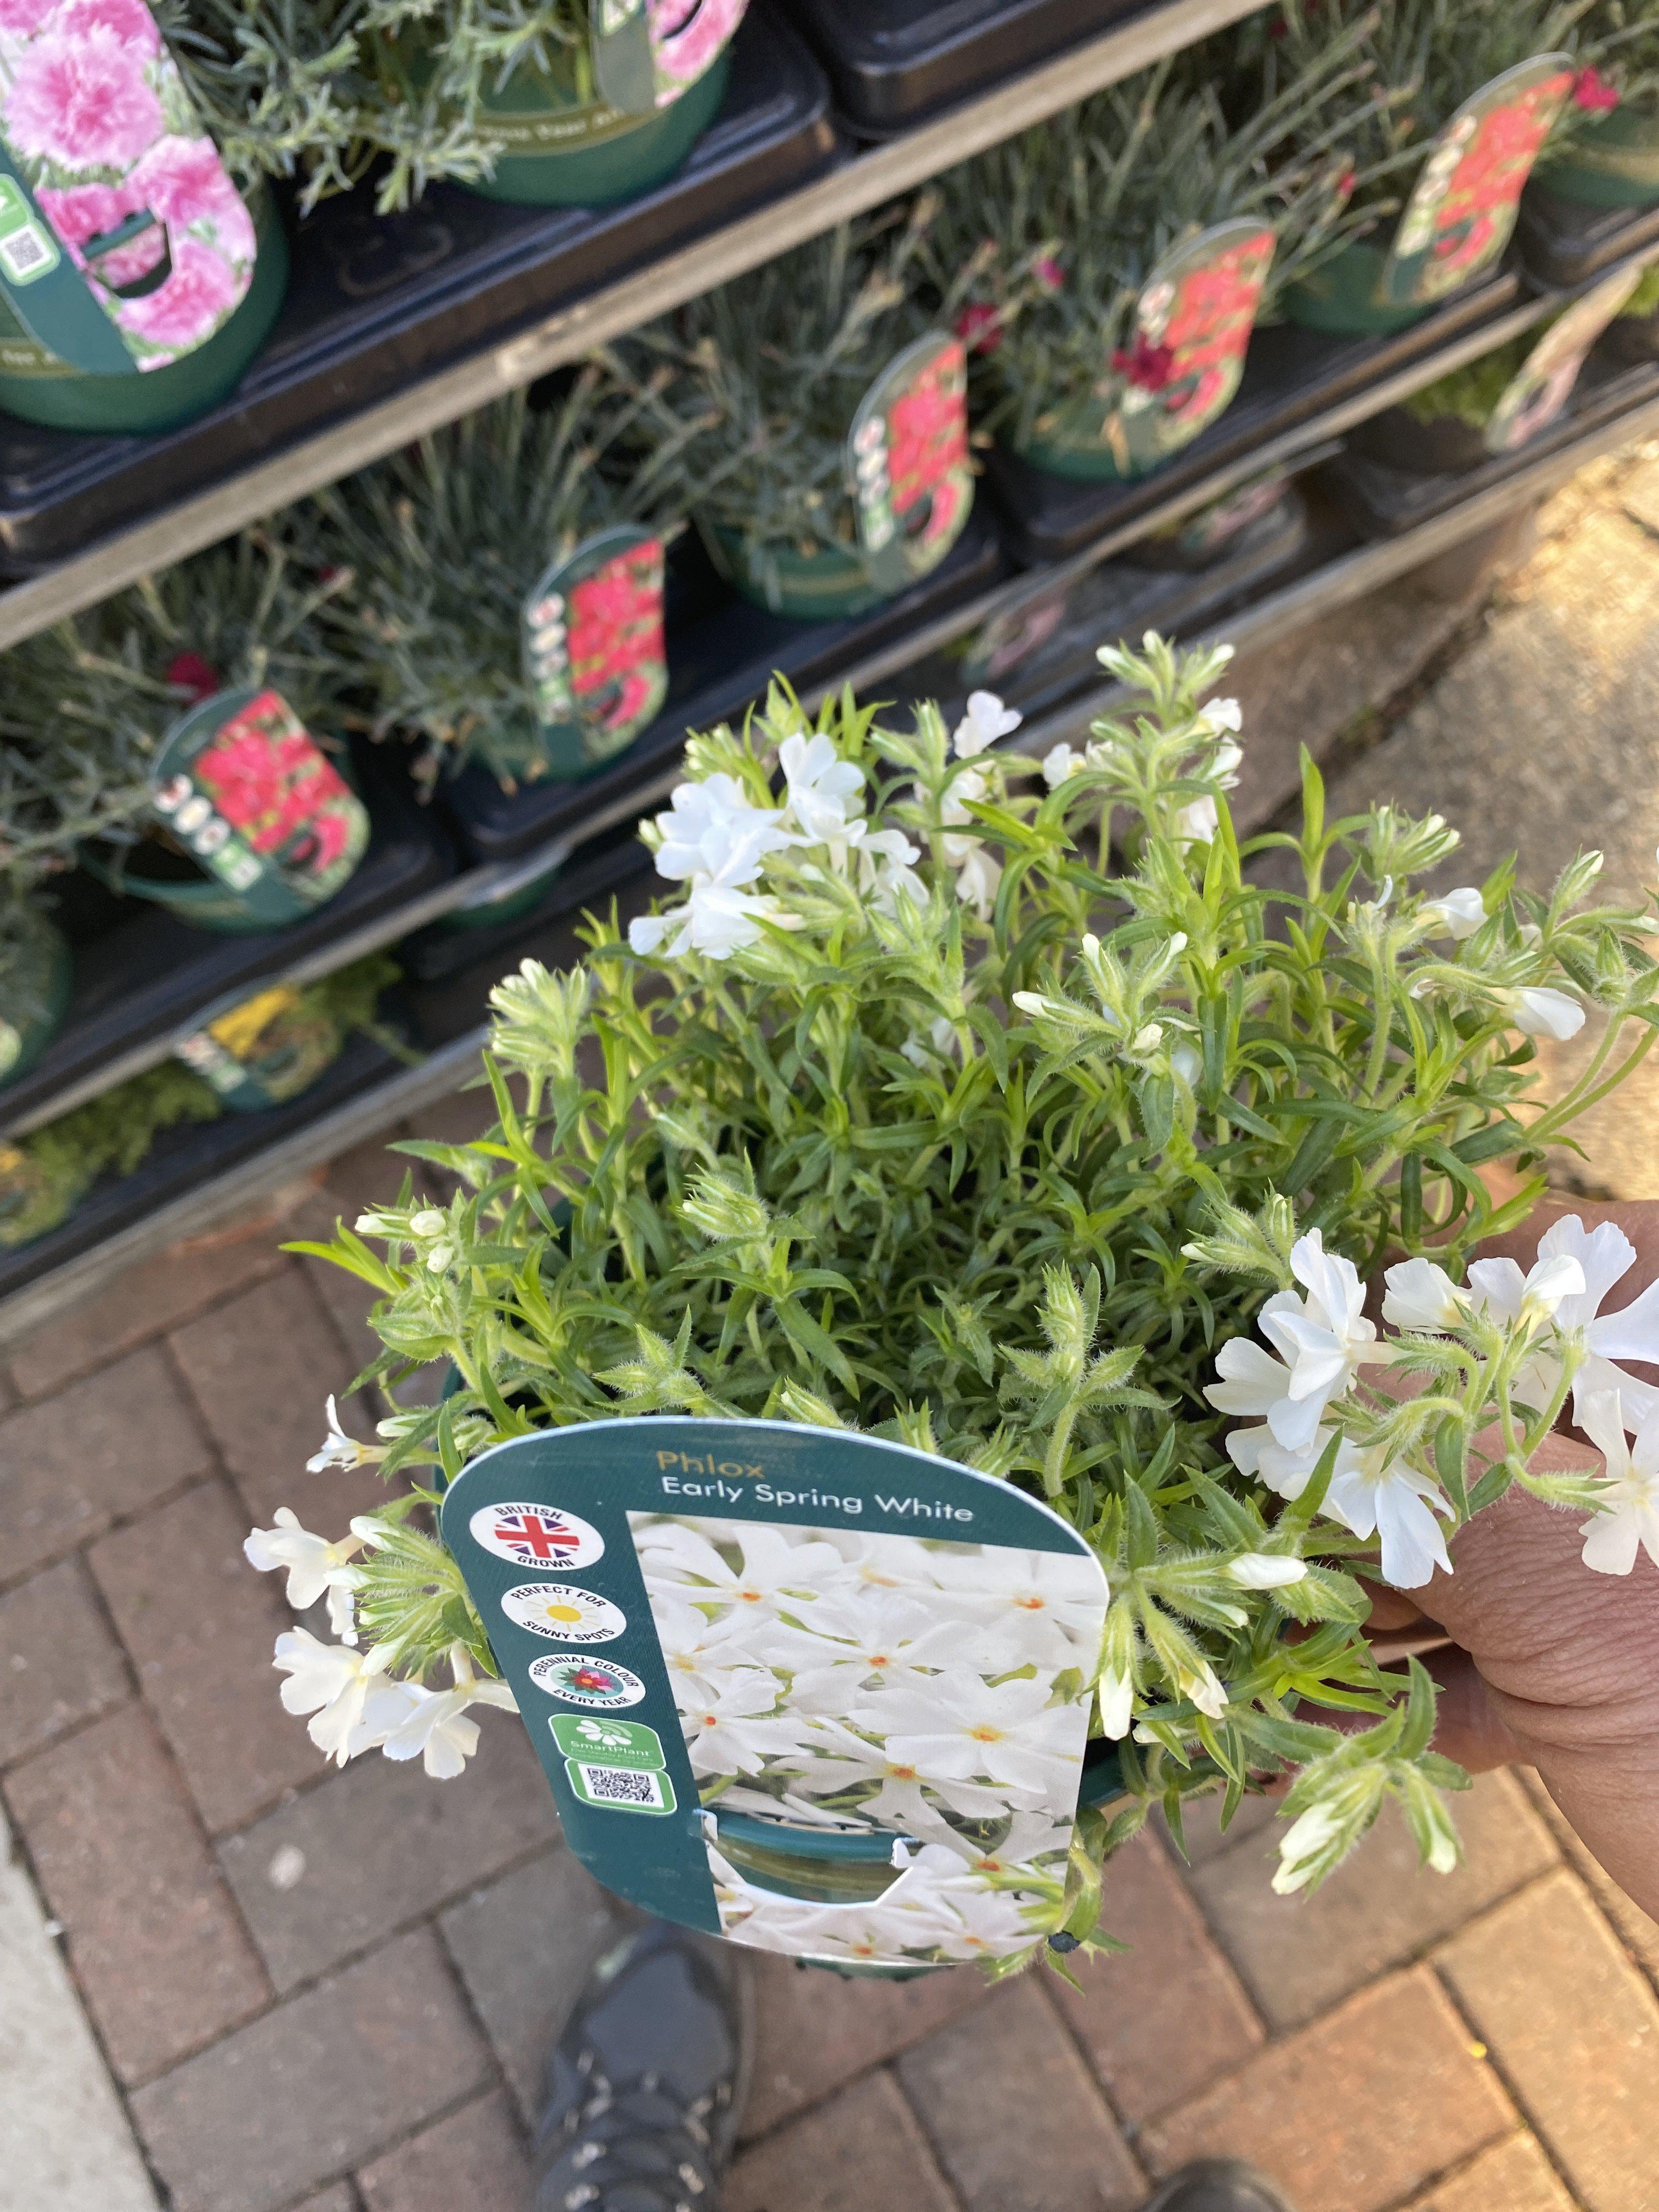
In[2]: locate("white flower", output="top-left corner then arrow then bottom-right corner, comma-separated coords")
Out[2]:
638,1519 -> 851,1623
798,1738 -> 1013,1830
779,731 -> 866,846
900,1014 -> 958,1069
628,879 -> 788,961
857,824 -> 925,911
375,1649 -> 518,1779
650,774 -> 794,885
1421,887 -> 1485,940
1509,985 -> 1585,1040
305,1395 -> 370,1473
1207,1231 -> 1389,1455
1577,1391 -> 1659,1575
1381,1256 -> 1470,1332
1199,696 -> 1242,735
952,691 -> 1021,757
680,1673 -> 822,1778
907,1546 -> 1106,1661
1470,1218 -> 1659,1428
1170,1041 -> 1202,1089
1098,1661 -> 1135,1740
1178,1659 -> 1228,1719
869,1674 -> 1081,1800
272,1629 -> 393,1766
1176,794 -> 1218,845
1226,1553 -> 1308,1589
947,838 -> 1002,917
1272,1801 -> 1341,1895
244,1509 -> 364,1643
1042,742 -> 1081,788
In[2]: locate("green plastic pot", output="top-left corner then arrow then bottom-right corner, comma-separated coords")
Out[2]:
1282,239 -> 1433,337
464,47 -> 730,207
0,911 -> 72,1090
700,519 -> 889,621
1542,101 -> 1659,208
0,193 -> 288,436
433,855 -> 568,933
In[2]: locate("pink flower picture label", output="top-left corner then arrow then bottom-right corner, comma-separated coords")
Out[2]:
847,331 -> 974,596
522,528 -> 669,777
591,0 -> 748,114
1483,263 -> 1643,454
0,0 -> 255,373
1378,55 -> 1576,310
149,686 -> 370,927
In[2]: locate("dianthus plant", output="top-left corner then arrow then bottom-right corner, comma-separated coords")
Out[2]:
259,634 -> 1659,1932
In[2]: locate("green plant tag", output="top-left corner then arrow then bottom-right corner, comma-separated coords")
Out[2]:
1029,221 -> 1275,479
441,1419 -> 1108,1970
0,0 -> 257,375
173,982 -> 342,1110
591,0 -> 658,114
847,332 -> 973,597
522,528 -> 668,775
1377,56 -> 1575,309
1483,264 -> 1642,454
149,688 -> 369,928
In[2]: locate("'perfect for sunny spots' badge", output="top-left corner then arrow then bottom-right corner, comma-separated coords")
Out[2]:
441,1418 -> 1110,1972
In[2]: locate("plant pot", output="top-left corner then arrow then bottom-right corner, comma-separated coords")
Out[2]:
1282,238 -> 1436,337
0,909 -> 72,1090
1542,100 -> 1659,208
464,44 -> 733,207
1347,405 -> 1492,476
699,520 -> 889,620
0,192 -> 289,436
173,983 -> 356,1110
1599,307 -> 1659,365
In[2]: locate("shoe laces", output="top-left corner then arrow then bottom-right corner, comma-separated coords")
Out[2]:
549,2063 -> 731,2212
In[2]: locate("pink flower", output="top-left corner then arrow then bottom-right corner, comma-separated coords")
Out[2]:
36,177 -> 129,248
44,0 -> 161,56
132,133 -> 256,262
0,0 -> 59,33
1573,66 -> 1621,112
4,25 -> 162,169
650,0 -> 744,93
115,234 -> 240,360
1032,253 -> 1064,295
165,651 -> 221,701
955,301 -> 1003,354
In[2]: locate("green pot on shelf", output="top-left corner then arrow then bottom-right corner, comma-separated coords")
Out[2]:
1281,238 -> 1435,337
0,909 -> 72,1091
457,44 -> 731,208
1541,101 -> 1659,208
700,520 -> 891,622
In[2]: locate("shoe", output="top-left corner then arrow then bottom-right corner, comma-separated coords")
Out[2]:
531,1922 -> 754,2212
1142,2160 -> 1300,2212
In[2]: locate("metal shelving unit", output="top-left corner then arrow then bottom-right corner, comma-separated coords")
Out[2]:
0,0 -> 1264,653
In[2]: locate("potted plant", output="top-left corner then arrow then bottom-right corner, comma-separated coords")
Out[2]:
0,1058 -> 221,1251
306,369 -> 706,804
0,531 -> 369,933
1532,1 -> 1659,207
933,45 -> 1371,485
359,0 -> 749,210
630,195 -> 977,620
0,886 -> 72,1089
1265,0 -> 1593,335
248,632 -> 1659,1972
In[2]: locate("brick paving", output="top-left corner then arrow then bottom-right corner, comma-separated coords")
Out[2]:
5,464 -> 1659,2212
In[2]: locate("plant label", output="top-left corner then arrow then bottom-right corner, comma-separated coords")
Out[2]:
591,0 -> 659,114
150,688 -> 369,927
1034,221 -> 1274,477
1377,55 -> 1575,309
847,332 -> 973,597
590,0 -> 749,121
1156,464 -> 1291,561
522,528 -> 668,776
173,982 -> 340,1110
1483,264 -> 1643,453
0,0 -> 256,375
441,1418 -> 1110,1971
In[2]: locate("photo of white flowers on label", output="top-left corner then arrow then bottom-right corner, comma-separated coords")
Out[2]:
470,1502 -> 606,1572
627,1513 -> 1106,1970
500,1582 -> 628,1644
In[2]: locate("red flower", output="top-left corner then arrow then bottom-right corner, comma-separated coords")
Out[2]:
1032,253 -> 1064,295
1573,66 -> 1621,112
955,301 -> 1003,355
1112,334 -> 1177,392
165,651 -> 221,703
1333,163 -> 1356,202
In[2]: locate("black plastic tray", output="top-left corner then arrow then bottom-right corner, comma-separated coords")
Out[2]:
777,0 -> 1144,136
0,11 -> 836,575
0,1025 -> 408,1296
403,819 -> 654,995
0,743 -> 454,1133
984,266 -> 1522,566
432,504 -> 1009,864
1318,357 -> 1659,539
1517,186 -> 1659,292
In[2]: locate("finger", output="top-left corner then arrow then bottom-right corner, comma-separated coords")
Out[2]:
1418,1647 -> 1526,1773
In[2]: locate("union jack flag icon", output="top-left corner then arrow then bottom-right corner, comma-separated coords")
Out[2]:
470,1500 -> 605,1572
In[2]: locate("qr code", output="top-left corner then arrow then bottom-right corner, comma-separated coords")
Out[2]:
2,227 -> 52,280
573,1762 -> 668,1809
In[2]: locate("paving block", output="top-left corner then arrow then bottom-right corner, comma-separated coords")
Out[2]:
220,1717 -> 556,1991
439,1844 -> 633,2122
357,2090 -> 530,2212
1187,1771 -> 1559,2030
0,1557 -> 129,1767
5,1236 -> 285,1404
4,1706 -> 269,2084
897,1978 -> 1144,2212
1403,2132 -> 1576,2212
729,2070 -> 955,2212
289,2193 -> 356,2212
170,1271 -> 384,1532
0,1802 -> 162,2212
1436,1870 -> 1659,2212
1049,1829 -> 1263,2125
131,1927 -> 490,2212
1154,1785 -> 1279,1869
741,1948 -> 989,2142
1140,1970 -> 1514,2212
1517,1770 -> 1659,1990
91,1480 -> 324,1834
0,1347 -> 210,1584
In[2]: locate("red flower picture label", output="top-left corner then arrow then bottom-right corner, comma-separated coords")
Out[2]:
846,331 -> 974,597
1379,55 -> 1575,308
149,685 -> 369,924
523,528 -> 669,777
